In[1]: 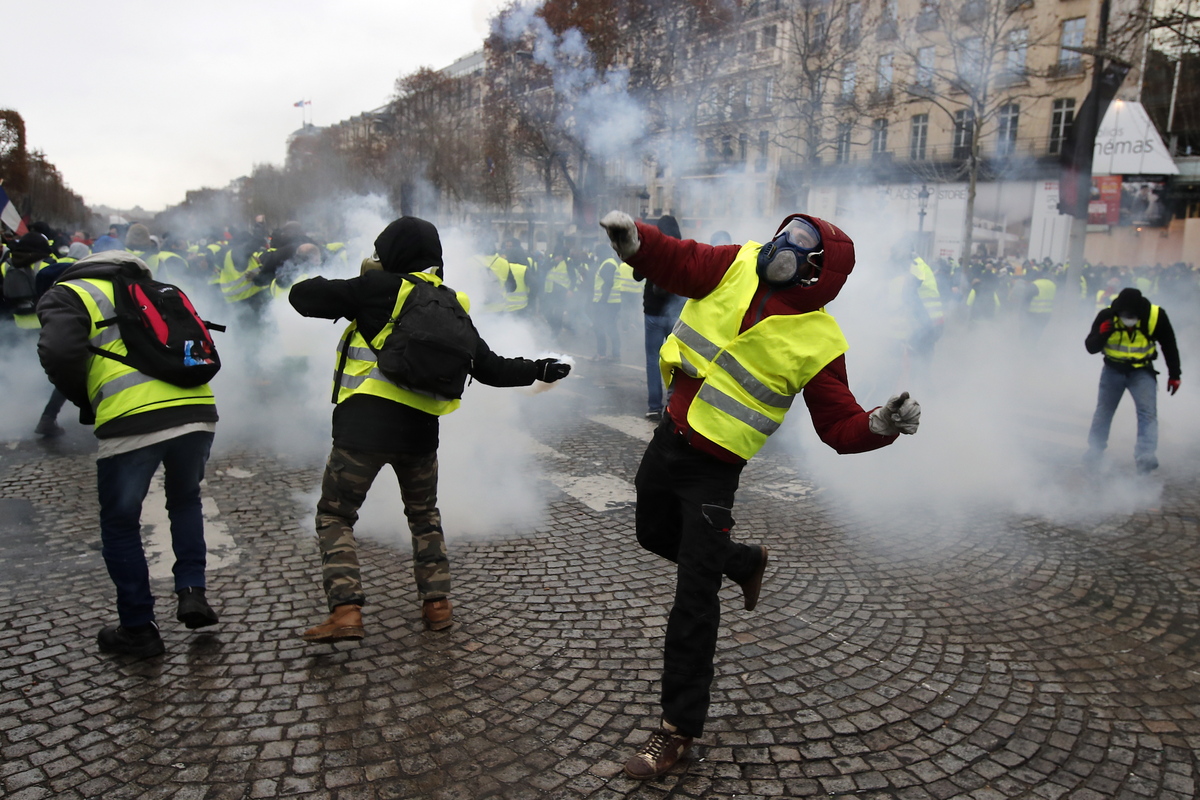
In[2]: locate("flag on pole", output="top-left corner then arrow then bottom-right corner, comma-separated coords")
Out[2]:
293,100 -> 312,107
0,186 -> 27,236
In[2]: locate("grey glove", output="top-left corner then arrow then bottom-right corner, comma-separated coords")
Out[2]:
868,391 -> 921,436
599,210 -> 641,261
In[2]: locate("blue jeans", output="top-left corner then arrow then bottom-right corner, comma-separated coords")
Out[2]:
1087,364 -> 1158,470
97,431 -> 214,626
644,313 -> 678,412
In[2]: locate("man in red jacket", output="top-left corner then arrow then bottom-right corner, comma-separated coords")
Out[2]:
599,210 -> 922,779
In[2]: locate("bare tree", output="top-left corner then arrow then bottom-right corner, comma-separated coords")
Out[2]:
897,0 -> 1079,262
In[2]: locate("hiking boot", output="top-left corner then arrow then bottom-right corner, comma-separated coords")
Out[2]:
422,598 -> 453,631
34,416 -> 65,437
736,545 -> 768,611
176,587 -> 219,629
302,604 -> 364,643
623,720 -> 693,780
97,622 -> 165,658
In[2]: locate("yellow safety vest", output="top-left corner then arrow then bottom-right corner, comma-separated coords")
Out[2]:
659,242 -> 848,460
332,272 -> 470,415
476,254 -> 510,313
1029,279 -> 1056,314
616,262 -> 641,296
58,278 -> 216,430
506,260 -> 529,312
594,258 -> 622,303
219,249 -> 267,303
911,257 -> 942,321
1103,305 -> 1160,368
543,260 -> 572,293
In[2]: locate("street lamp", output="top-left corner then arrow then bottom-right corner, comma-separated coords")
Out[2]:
917,183 -> 931,233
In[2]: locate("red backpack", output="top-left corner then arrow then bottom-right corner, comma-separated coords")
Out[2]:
90,276 -> 226,388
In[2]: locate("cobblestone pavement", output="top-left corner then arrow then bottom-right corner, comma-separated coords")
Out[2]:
2,346 -> 1199,800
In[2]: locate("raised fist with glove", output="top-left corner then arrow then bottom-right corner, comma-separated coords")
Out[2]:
599,210 -> 641,261
1168,378 -> 1181,395
868,391 -> 921,436
535,359 -> 571,383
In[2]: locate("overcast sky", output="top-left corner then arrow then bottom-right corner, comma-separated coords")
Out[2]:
8,0 -> 514,212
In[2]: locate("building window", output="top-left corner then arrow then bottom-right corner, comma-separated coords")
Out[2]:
743,80 -> 753,112
1059,18 -> 1086,71
745,31 -> 757,52
910,113 -> 928,160
997,103 -> 1019,156
960,36 -> 983,89
845,2 -> 863,45
1005,28 -> 1028,77
953,109 -> 975,159
746,0 -> 761,17
841,61 -> 857,98
739,132 -> 749,160
916,46 -> 936,88
872,118 -> 889,155
762,25 -> 777,49
877,53 -> 894,92
1049,98 -> 1075,154
759,130 -> 769,156
721,134 -> 734,161
705,137 -> 716,159
836,123 -> 853,163
762,76 -> 774,109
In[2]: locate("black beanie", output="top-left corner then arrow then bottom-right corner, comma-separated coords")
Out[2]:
1111,287 -> 1149,318
12,232 -> 52,257
374,217 -> 443,274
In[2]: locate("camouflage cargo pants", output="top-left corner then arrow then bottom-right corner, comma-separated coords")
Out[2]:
314,445 -> 449,610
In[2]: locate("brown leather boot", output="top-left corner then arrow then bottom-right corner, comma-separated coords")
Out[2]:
302,604 -> 364,642
623,719 -> 694,779
736,545 -> 769,611
422,598 -> 453,631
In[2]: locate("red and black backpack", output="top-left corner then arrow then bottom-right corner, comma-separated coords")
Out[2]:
90,276 -> 226,388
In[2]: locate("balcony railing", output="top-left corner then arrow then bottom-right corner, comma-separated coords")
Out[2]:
868,88 -> 895,106
1048,60 -> 1085,79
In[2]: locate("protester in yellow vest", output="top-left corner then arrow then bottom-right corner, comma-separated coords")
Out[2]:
36,250 -> 222,658
599,210 -> 921,780
288,217 -> 571,642
1084,288 -> 1181,475
591,255 -> 623,361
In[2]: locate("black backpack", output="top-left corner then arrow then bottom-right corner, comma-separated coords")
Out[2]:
89,275 -> 226,388
369,273 -> 480,400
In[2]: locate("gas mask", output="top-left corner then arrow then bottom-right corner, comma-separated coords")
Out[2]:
1118,315 -> 1140,329
756,218 -> 824,289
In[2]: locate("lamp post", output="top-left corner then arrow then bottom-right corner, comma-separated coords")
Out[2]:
917,183 -> 930,233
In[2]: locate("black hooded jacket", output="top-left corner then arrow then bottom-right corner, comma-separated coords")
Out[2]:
288,219 -> 541,454
1085,288 -> 1181,380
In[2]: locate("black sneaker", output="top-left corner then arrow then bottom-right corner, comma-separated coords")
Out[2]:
34,416 -> 65,437
97,622 -> 165,657
177,587 -> 219,629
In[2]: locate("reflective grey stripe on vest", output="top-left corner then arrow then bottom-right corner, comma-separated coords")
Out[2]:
697,383 -> 781,436
674,320 -> 793,408
63,279 -> 122,348
90,370 -> 158,412
714,351 -> 793,409
677,353 -> 700,378
347,346 -> 377,362
673,320 -> 720,361
1108,342 -> 1155,356
339,364 -> 451,401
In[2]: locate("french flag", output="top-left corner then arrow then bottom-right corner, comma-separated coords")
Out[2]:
0,187 -> 26,236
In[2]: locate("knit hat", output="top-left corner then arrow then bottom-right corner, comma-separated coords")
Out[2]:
125,223 -> 153,251
1111,287 -> 1149,318
12,232 -> 52,257
656,215 -> 682,240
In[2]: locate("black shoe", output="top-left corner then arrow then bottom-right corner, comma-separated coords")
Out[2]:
97,622 -> 165,657
177,587 -> 219,629
736,545 -> 768,611
34,416 -> 65,437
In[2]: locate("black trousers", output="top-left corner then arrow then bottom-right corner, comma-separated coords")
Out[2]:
635,422 -> 759,737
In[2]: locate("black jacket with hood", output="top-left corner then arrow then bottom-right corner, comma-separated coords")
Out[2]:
1085,287 -> 1181,380
288,217 -> 542,454
36,251 -> 220,437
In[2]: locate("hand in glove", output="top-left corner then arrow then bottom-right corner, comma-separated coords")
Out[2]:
1098,318 -> 1114,335
868,391 -> 921,436
535,359 -> 571,383
1168,378 -> 1181,395
599,210 -> 641,261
